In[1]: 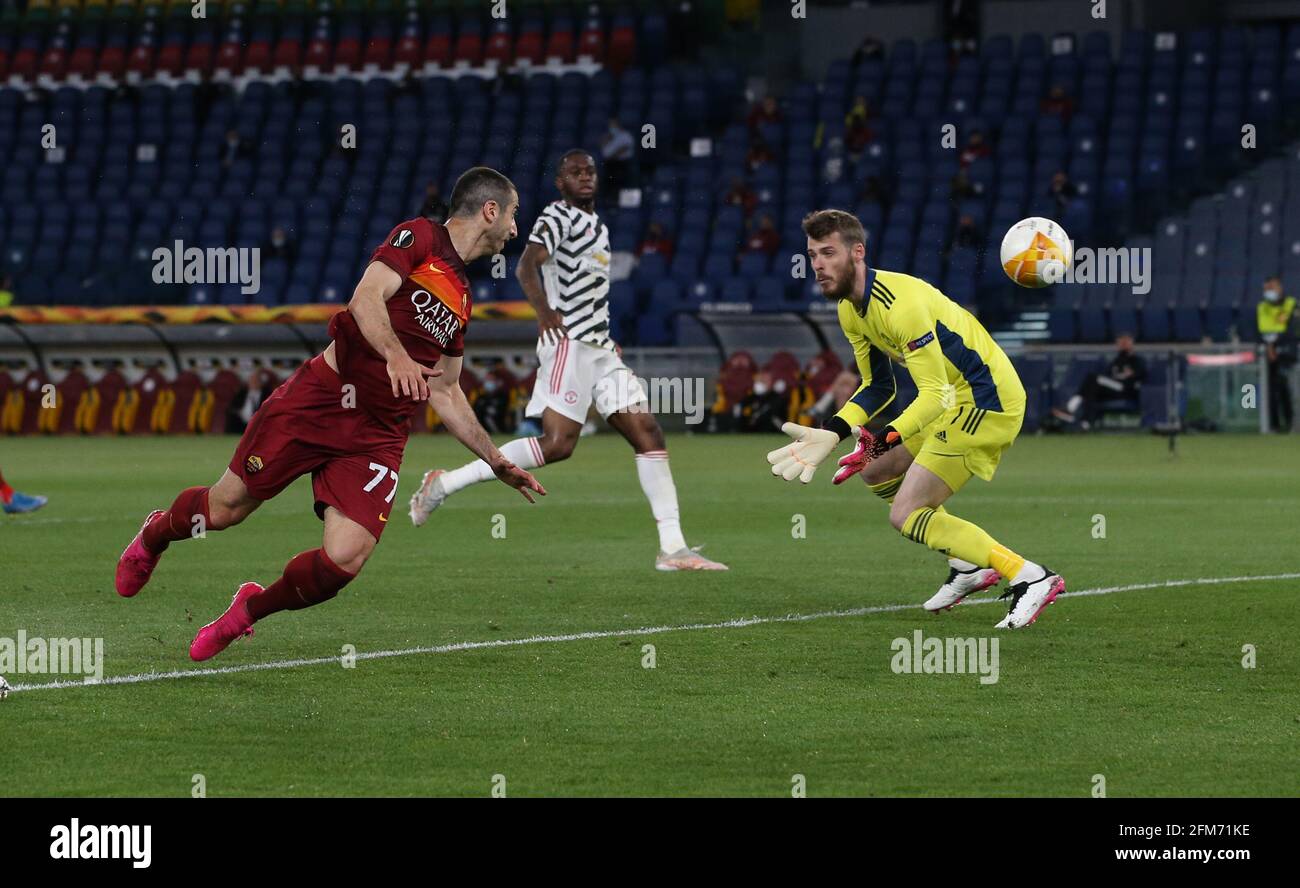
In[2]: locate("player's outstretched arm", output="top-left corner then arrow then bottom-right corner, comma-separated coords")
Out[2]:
515,243 -> 567,345
428,355 -> 546,503
349,260 -> 443,401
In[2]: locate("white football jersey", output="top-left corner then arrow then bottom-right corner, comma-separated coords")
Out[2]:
528,200 -> 613,349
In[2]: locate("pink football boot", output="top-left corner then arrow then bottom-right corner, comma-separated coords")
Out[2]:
189,582 -> 261,662
115,510 -> 165,598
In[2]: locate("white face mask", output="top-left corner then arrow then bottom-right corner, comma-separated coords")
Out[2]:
753,382 -> 769,396
1264,288 -> 1282,303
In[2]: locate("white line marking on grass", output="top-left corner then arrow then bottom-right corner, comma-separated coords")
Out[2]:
8,572 -> 1298,694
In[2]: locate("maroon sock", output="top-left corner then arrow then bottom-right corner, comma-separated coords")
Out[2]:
141,486 -> 211,555
247,548 -> 355,621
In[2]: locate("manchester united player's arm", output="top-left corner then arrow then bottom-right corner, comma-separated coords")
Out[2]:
427,354 -> 546,502
341,260 -> 444,401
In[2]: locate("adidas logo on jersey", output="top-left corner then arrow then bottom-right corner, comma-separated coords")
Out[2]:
935,430 -> 948,442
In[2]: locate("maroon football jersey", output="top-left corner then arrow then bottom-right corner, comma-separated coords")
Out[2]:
328,218 -> 472,428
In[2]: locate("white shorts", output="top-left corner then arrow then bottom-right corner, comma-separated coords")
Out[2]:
526,336 -> 648,424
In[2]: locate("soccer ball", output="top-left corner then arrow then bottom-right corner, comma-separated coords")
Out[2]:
1000,217 -> 1072,288
0,675 -> 10,701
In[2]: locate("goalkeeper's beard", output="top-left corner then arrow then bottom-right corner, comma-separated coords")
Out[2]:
818,263 -> 858,302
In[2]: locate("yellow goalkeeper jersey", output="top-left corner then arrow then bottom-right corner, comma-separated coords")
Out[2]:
834,268 -> 1026,440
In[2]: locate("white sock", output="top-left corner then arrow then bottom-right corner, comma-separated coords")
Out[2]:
440,437 -> 544,495
948,557 -> 979,572
1010,559 -> 1045,585
635,450 -> 687,554
1066,394 -> 1082,414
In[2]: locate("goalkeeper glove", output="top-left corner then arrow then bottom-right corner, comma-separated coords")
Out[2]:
767,422 -> 841,484
832,426 -> 903,485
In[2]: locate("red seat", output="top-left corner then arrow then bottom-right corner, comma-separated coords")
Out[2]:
39,47 -> 67,78
485,31 -> 512,65
607,25 -> 636,73
423,33 -> 451,67
543,29 -> 573,63
97,46 -> 126,77
577,27 -> 604,62
515,30 -> 544,64
303,38 -> 331,70
363,37 -> 391,68
155,43 -> 184,76
67,46 -> 97,78
126,45 -> 154,77
130,368 -> 168,434
394,35 -> 421,67
90,370 -> 127,435
272,38 -> 301,71
453,33 -> 482,65
207,369 -> 242,435
18,370 -> 49,435
54,369 -> 90,434
10,47 -> 39,79
168,371 -> 203,433
244,40 -> 272,73
333,37 -> 361,70
184,42 -> 213,75
214,41 -> 243,75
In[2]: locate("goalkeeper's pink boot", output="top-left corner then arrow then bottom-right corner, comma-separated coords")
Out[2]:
189,582 -> 260,661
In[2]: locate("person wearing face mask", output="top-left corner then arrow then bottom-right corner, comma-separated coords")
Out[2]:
740,371 -> 788,433
1258,276 -> 1297,432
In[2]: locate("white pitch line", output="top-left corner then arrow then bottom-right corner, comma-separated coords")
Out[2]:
6,572 -> 1298,695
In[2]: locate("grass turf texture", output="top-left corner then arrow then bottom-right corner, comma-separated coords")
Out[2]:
1,433 -> 1297,797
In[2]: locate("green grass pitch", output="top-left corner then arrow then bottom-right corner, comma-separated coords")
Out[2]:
1,432 -> 1296,797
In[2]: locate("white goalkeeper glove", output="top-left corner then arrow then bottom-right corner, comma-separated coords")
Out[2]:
766,422 -> 841,484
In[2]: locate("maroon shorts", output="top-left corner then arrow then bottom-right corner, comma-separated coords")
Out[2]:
230,355 -> 408,540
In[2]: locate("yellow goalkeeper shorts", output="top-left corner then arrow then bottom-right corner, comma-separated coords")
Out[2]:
902,401 -> 1026,494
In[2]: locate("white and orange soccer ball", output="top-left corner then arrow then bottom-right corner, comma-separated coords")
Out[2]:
1000,217 -> 1072,288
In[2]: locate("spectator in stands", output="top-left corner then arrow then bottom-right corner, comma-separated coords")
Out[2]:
746,135 -> 775,172
226,367 -> 270,434
739,371 -> 788,433
1051,333 -> 1147,430
637,222 -> 675,261
861,175 -> 889,205
845,96 -> 875,154
744,214 -> 780,258
1049,171 -> 1079,213
953,214 -> 982,250
0,275 -> 14,308
1040,85 -> 1076,121
263,227 -> 296,262
474,361 -> 515,435
950,168 -> 981,200
418,183 -> 448,223
852,35 -> 885,65
747,95 -> 783,131
811,370 -> 860,427
958,130 -> 991,168
943,0 -> 980,56
221,128 -> 247,168
1258,275 -> 1297,432
723,177 -> 757,216
600,118 -> 635,192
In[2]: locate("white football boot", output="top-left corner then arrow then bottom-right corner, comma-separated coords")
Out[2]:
655,546 -> 729,571
408,469 -> 449,527
923,559 -> 1002,612
994,563 -> 1065,629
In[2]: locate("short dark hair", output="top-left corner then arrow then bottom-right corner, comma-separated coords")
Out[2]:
448,166 -> 517,219
555,149 -> 594,177
802,209 -> 867,248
